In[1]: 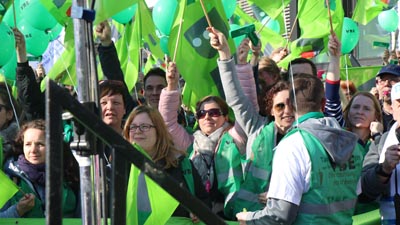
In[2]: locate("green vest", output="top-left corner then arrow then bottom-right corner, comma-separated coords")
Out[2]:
10,178 -> 77,218
288,128 -> 362,225
214,132 -> 245,220
229,122 -> 275,216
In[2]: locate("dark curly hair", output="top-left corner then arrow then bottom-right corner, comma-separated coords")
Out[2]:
264,81 -> 290,120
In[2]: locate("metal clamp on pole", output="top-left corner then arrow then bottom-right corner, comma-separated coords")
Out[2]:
69,5 -> 96,22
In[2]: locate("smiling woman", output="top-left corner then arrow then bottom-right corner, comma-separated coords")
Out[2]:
0,119 -> 79,218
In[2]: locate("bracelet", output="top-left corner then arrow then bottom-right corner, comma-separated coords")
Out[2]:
371,133 -> 382,140
376,163 -> 392,178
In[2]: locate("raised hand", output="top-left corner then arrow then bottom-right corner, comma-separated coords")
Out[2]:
328,33 -> 341,58
166,62 -> 179,91
95,21 -> 112,47
237,38 -> 250,65
207,27 -> 231,60
13,28 -> 27,63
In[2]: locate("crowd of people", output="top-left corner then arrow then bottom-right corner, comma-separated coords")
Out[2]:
2,18 -> 400,225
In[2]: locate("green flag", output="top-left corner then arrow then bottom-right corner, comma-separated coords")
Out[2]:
352,0 -> 388,25
0,137 -> 3,166
0,170 -> 19,208
94,0 -> 138,25
112,20 -> 139,92
247,0 -> 290,19
168,0 -> 235,111
126,145 -> 179,225
40,21 -> 77,91
233,7 -> 286,55
279,0 -> 344,69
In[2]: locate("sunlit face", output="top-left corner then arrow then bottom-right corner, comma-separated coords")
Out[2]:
23,128 -> 46,165
270,90 -> 294,133
144,76 -> 167,109
348,95 -> 376,129
100,94 -> 125,131
0,98 -> 12,130
129,113 -> 157,155
197,101 -> 227,136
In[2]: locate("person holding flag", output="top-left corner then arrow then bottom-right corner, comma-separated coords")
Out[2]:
1,119 -> 78,217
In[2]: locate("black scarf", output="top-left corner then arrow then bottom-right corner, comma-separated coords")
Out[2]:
17,155 -> 46,186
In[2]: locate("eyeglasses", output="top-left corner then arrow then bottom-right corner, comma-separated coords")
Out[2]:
129,123 -> 155,132
196,108 -> 224,119
377,77 -> 399,85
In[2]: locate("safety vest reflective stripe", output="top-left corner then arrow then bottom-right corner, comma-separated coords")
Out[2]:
247,164 -> 270,180
299,199 -> 357,215
235,189 -> 259,203
217,167 -> 243,183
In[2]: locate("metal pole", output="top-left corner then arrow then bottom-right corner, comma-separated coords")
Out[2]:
71,0 -> 102,224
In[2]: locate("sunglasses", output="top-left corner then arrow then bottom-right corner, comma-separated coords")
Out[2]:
273,103 -> 286,113
196,108 -> 224,119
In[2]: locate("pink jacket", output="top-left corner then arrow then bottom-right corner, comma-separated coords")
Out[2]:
158,63 -> 258,153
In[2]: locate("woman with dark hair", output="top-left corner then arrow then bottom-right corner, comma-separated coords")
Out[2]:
0,119 -> 79,218
122,105 -> 209,221
0,82 -> 21,157
208,27 -> 295,217
158,39 -> 259,220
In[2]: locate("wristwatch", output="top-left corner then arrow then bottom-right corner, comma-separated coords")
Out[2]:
376,163 -> 392,178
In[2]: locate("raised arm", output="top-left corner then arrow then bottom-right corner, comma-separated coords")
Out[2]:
14,28 -> 45,120
324,33 -> 344,126
208,27 -> 267,137
158,62 -> 194,151
96,21 -> 136,113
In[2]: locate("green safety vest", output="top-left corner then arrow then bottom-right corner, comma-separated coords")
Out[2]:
214,132 -> 245,220
10,178 -> 77,218
188,131 -> 245,220
286,128 -> 363,225
229,122 -> 275,216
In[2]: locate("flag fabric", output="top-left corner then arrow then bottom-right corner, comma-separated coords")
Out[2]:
0,170 -> 19,208
247,0 -> 290,19
168,0 -> 235,111
278,0 -> 344,69
126,144 -> 179,225
352,0 -> 388,25
233,7 -> 286,56
40,21 -> 77,91
94,0 -> 138,25
112,20 -> 140,92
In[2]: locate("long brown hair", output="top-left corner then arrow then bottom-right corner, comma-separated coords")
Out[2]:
123,105 -> 185,169
343,91 -> 383,131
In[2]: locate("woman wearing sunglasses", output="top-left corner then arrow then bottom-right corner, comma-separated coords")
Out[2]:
158,39 -> 260,220
122,105 -> 209,222
208,27 -> 296,217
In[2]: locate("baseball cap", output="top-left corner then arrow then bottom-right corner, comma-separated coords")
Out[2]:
391,82 -> 400,101
376,64 -> 400,78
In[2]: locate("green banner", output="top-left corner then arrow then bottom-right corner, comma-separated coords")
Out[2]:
340,66 -> 381,92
